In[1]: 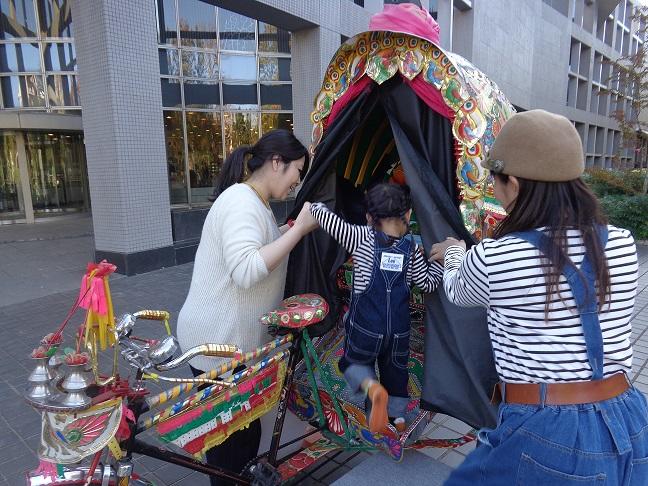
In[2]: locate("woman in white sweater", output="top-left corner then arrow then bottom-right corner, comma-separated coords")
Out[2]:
177,129 -> 317,485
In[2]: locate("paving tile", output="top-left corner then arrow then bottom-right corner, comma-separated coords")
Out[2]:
438,450 -> 467,468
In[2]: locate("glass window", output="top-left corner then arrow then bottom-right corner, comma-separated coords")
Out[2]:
36,0 -> 73,37
179,0 -> 217,49
157,0 -> 177,45
222,83 -> 257,109
260,84 -> 292,110
159,48 -> 180,76
181,50 -> 218,78
223,112 -> 259,155
259,57 -> 291,81
258,22 -> 290,53
0,43 -> 40,72
163,110 -> 188,204
44,42 -> 75,71
0,132 -> 24,215
261,113 -> 293,133
1,74 -> 45,107
184,79 -> 219,108
220,53 -> 255,80
186,111 -> 223,203
161,77 -> 181,107
218,9 -> 255,52
47,74 -> 78,105
0,0 -> 38,39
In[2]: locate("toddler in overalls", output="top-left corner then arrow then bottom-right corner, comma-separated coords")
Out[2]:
310,183 -> 443,433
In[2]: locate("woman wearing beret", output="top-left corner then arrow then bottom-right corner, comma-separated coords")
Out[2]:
431,110 -> 648,485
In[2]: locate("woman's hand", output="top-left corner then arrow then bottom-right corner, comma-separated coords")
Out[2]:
430,237 -> 466,262
293,202 -> 319,236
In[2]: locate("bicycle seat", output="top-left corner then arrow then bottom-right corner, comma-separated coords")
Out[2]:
260,294 -> 329,329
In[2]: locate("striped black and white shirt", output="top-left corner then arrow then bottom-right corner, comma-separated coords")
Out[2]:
443,225 -> 637,383
310,203 -> 443,293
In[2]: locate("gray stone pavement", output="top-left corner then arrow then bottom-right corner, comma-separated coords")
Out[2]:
0,216 -> 647,485
0,215 -> 102,308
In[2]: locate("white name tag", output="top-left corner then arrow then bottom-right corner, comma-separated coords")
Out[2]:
380,252 -> 404,272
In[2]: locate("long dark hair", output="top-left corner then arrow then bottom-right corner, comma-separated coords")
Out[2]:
211,129 -> 309,200
493,174 -> 611,315
365,183 -> 412,230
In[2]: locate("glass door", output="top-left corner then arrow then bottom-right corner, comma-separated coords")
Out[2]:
0,132 -> 25,220
24,131 -> 88,213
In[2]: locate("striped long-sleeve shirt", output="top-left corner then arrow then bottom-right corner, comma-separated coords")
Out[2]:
310,203 -> 443,293
443,225 -> 637,383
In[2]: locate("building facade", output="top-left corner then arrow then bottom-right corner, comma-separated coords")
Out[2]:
0,0 -> 641,274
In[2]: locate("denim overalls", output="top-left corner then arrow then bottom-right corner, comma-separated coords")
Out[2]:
445,227 -> 648,485
339,230 -> 413,418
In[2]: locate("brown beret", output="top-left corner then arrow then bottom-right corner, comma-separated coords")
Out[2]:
482,109 -> 584,182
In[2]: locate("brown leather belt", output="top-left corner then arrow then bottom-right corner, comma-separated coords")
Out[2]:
495,373 -> 630,405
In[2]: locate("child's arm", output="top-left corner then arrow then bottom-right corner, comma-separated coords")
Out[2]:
310,202 -> 369,254
409,244 -> 444,293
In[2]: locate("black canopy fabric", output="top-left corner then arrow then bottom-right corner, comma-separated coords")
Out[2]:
285,77 -> 499,429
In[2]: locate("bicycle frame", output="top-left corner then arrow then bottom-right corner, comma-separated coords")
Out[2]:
110,327 -> 362,485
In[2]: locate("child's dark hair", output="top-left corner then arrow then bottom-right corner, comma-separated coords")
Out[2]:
211,129 -> 309,200
365,183 -> 412,228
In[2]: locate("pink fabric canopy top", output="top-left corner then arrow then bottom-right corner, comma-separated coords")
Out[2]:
368,3 -> 440,46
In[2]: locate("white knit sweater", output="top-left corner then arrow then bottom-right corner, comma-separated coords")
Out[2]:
176,183 -> 287,371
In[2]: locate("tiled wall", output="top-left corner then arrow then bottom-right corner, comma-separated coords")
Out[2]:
71,0 -> 173,254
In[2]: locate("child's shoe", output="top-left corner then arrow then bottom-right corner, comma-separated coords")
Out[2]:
393,417 -> 407,433
366,381 -> 389,433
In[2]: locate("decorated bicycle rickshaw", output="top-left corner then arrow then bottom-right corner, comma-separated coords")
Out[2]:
24,4 -> 514,485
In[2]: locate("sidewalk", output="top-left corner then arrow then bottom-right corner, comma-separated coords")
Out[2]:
0,216 -> 647,485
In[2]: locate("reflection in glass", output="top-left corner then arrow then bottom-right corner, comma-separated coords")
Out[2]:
220,54 -> 255,81
0,0 -> 38,39
47,74 -> 78,106
222,83 -> 257,109
163,111 -> 187,204
258,22 -> 290,53
179,0 -> 217,49
182,50 -> 218,78
25,132 -> 87,212
157,0 -> 177,45
223,112 -> 259,155
261,113 -> 293,134
260,84 -> 292,110
1,74 -> 45,107
184,79 -> 219,108
259,57 -> 291,81
186,111 -> 222,204
0,132 -> 24,215
159,48 -> 180,76
161,77 -> 181,107
0,43 -> 40,72
44,42 -> 75,71
37,0 -> 73,37
219,9 -> 255,52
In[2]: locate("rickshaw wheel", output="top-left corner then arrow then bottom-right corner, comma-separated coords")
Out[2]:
243,458 -> 281,486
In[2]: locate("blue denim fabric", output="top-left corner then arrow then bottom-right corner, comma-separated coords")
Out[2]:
445,387 -> 648,485
339,231 -> 413,417
445,226 -> 648,485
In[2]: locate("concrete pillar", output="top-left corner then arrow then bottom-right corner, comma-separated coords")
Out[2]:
291,27 -> 341,148
70,0 -> 174,275
437,0 -> 454,50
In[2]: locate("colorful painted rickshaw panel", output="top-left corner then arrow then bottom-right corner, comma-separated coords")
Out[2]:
308,30 -> 515,238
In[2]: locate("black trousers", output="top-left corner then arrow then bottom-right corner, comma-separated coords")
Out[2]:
190,365 -> 262,486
